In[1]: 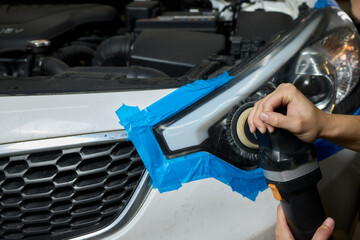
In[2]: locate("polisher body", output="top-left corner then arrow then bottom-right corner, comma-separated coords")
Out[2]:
255,126 -> 327,240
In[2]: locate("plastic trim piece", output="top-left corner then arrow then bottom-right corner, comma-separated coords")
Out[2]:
0,131 -> 128,157
72,172 -> 151,240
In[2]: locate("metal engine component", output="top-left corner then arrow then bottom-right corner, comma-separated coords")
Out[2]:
0,4 -> 116,51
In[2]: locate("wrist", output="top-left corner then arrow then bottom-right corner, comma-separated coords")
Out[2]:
318,111 -> 337,140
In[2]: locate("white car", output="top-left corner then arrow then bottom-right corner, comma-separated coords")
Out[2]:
0,1 -> 359,239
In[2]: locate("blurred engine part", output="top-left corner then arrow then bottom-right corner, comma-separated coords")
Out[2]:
126,1 -> 161,30
0,4 -> 116,51
54,46 -> 95,67
134,11 -> 218,33
130,29 -> 225,77
38,57 -> 70,76
0,1 -> 305,80
230,11 -> 293,57
93,36 -> 133,67
60,66 -> 169,79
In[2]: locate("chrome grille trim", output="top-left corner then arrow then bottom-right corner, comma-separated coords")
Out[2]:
0,131 -> 128,157
73,171 -> 151,240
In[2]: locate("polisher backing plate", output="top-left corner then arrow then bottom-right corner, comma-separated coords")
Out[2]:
236,107 -> 259,150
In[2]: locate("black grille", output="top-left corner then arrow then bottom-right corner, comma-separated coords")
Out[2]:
0,140 -> 146,240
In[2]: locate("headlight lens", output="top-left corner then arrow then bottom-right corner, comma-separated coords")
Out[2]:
318,28 -> 360,104
293,75 -> 333,104
290,10 -> 360,112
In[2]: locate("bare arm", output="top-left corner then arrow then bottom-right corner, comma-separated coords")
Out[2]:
248,83 -> 360,152
321,113 -> 360,151
351,0 -> 360,21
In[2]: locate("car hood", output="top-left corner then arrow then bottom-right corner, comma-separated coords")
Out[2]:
0,89 -> 174,144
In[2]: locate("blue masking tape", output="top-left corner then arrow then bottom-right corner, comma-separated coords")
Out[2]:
116,72 -> 267,201
315,107 -> 360,161
314,0 -> 340,9
116,69 -> 359,201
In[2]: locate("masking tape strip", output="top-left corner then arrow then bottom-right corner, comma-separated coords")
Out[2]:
116,72 -> 267,201
314,0 -> 340,9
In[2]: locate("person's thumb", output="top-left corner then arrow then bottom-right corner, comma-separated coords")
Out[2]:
312,218 -> 335,240
259,112 -> 292,130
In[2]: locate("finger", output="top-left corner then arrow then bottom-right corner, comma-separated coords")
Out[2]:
260,112 -> 298,133
261,92 -> 285,113
312,218 -> 335,240
276,204 -> 287,226
248,105 -> 256,133
247,90 -> 276,133
262,84 -> 296,112
253,101 -> 267,134
276,205 -> 294,240
266,123 -> 275,133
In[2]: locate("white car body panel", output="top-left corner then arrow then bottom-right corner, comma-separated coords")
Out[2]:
0,90 -> 174,144
106,182 -> 278,240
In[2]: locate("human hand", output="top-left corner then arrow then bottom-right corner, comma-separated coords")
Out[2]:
247,83 -> 329,143
275,204 -> 335,240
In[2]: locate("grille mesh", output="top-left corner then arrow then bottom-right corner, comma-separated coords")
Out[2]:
0,140 -> 146,240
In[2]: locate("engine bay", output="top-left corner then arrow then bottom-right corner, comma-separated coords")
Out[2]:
0,0 -> 302,85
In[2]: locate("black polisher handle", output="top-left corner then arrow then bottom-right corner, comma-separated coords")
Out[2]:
256,106 -> 328,240
279,184 -> 327,240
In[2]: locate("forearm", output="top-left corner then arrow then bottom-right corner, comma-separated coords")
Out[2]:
320,113 -> 360,152
351,0 -> 360,22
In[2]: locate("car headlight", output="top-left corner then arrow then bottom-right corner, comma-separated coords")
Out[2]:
290,10 -> 360,112
153,7 -> 360,170
118,7 -> 360,200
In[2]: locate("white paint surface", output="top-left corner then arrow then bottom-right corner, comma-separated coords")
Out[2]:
104,179 -> 278,240
0,90 -> 174,144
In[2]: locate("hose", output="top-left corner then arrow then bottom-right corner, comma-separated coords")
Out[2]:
93,36 -> 132,66
38,57 -> 69,76
54,45 -> 95,67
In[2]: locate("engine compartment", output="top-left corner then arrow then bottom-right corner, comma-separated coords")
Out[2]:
0,0 -> 300,85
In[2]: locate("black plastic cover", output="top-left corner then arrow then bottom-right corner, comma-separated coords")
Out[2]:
235,11 -> 293,42
126,1 -> 161,29
0,69 -> 185,96
130,29 -> 225,77
0,4 -> 116,51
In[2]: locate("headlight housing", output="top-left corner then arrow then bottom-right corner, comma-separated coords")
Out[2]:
154,7 -> 360,170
